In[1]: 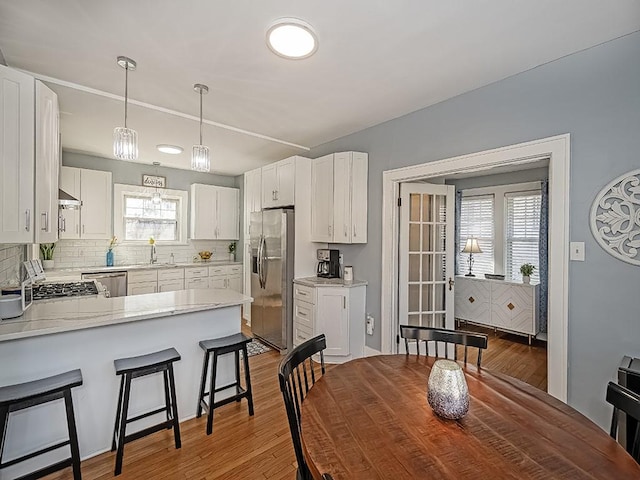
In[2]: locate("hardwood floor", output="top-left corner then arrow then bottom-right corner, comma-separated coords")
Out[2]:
42,322 -> 546,480
456,322 -> 547,391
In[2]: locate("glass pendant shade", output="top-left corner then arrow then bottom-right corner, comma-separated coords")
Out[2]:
191,83 -> 210,172
152,191 -> 162,205
114,56 -> 138,160
191,144 -> 210,172
113,127 -> 138,160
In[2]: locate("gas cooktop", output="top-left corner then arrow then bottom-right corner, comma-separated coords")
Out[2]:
33,281 -> 99,301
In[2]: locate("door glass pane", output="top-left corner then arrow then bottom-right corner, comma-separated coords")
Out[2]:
409,224 -> 420,251
422,194 -> 432,222
409,255 -> 420,281
408,314 -> 420,326
410,194 -> 420,221
422,224 -> 432,250
433,313 -> 445,328
422,313 -> 434,327
434,283 -> 445,311
434,254 -> 446,281
422,284 -> 433,311
408,284 -> 420,312
422,254 -> 433,281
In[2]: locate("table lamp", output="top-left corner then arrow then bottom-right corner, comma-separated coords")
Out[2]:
462,238 -> 482,277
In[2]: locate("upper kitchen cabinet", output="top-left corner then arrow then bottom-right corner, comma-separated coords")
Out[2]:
311,152 -> 368,244
190,184 -> 239,240
244,167 -> 262,215
59,166 -> 112,239
0,65 -> 62,244
35,81 -> 60,243
261,156 -> 295,208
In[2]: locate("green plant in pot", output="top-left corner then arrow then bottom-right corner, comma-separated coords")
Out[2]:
228,241 -> 236,261
40,243 -> 56,270
519,263 -> 535,284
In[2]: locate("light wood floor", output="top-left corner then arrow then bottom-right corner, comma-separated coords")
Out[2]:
42,322 -> 546,480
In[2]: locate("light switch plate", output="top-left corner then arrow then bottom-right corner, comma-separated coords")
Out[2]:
570,242 -> 585,261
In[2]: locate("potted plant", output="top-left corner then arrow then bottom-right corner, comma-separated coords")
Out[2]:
519,263 -> 535,284
40,243 -> 56,269
228,241 -> 236,262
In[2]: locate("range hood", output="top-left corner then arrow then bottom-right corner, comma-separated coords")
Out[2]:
58,189 -> 82,209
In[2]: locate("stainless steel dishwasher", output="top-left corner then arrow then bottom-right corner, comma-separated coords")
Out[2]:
81,271 -> 128,297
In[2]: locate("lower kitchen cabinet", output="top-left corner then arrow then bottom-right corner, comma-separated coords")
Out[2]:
292,279 -> 366,363
209,264 -> 242,292
128,281 -> 157,295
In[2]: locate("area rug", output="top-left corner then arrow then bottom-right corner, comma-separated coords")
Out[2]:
246,339 -> 273,357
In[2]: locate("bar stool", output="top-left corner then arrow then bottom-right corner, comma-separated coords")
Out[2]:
0,369 -> 83,480
197,333 -> 254,435
111,347 -> 181,476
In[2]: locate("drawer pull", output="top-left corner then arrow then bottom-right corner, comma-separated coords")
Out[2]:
298,310 -> 307,317
507,303 -> 515,311
468,296 -> 475,303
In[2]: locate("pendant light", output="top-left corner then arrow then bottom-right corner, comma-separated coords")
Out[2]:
113,56 -> 138,160
152,162 -> 162,205
191,84 -> 210,172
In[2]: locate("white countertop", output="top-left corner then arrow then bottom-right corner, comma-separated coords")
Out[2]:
294,277 -> 368,288
0,288 -> 252,342
46,261 -> 242,274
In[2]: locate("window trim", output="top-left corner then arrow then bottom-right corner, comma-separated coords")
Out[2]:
114,184 -> 189,245
458,194 -> 495,277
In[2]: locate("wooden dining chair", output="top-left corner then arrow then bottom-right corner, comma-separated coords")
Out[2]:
278,335 -> 327,480
400,325 -> 488,368
606,381 -> 640,462
321,474 -> 334,480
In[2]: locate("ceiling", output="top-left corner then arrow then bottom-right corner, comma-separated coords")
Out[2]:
1,1 -> 638,176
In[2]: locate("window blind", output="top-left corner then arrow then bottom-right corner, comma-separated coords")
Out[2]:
123,195 -> 179,241
458,195 -> 494,276
506,192 -> 541,282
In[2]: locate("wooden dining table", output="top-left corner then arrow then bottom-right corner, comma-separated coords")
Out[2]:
300,355 -> 640,479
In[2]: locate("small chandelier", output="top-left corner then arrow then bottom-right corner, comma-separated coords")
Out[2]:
191,83 -> 210,172
113,56 -> 138,160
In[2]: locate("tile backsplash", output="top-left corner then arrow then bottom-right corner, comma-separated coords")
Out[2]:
0,244 -> 25,287
52,240 -> 237,269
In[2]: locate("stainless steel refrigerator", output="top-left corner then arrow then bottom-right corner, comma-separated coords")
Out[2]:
250,208 -> 294,351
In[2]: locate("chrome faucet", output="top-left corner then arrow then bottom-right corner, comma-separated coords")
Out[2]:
150,244 -> 157,264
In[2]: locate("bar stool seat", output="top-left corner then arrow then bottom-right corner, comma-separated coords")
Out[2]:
0,369 -> 83,480
197,333 -> 254,435
112,347 -> 181,476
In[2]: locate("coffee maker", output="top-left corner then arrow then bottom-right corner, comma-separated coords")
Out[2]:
317,249 -> 340,278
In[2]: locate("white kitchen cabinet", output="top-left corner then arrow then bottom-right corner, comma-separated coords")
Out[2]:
190,184 -> 239,240
292,280 -> 366,363
185,277 -> 209,289
158,279 -> 184,292
128,282 -> 157,295
59,166 -> 112,239
244,167 -> 262,216
0,65 -> 35,243
35,81 -> 60,244
209,264 -> 242,292
310,152 -> 368,244
261,156 -> 295,208
454,276 -> 540,343
310,154 -> 334,242
157,268 -> 184,292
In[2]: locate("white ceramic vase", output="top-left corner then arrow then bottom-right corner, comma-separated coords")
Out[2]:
523,275 -> 530,284
42,260 -> 55,270
427,359 -> 469,420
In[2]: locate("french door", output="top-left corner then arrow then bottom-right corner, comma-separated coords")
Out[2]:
398,183 -> 455,352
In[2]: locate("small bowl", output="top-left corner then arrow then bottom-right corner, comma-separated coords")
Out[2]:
198,251 -> 212,261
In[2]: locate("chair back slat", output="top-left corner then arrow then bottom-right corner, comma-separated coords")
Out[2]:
278,335 -> 327,479
400,325 -> 488,368
606,381 -> 640,462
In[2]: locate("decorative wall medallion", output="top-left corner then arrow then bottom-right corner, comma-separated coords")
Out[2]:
590,169 -> 640,266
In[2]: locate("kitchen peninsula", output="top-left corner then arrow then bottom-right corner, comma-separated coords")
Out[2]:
0,288 -> 251,474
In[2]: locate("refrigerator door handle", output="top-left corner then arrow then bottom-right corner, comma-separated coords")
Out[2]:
257,235 -> 264,289
260,235 -> 267,288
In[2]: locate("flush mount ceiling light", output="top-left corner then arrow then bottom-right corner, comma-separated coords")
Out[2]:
191,84 -> 210,173
113,56 -> 138,160
156,144 -> 183,155
266,18 -> 318,59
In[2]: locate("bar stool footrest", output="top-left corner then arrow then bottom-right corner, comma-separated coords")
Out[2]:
0,440 -> 71,468
12,458 -> 73,480
126,406 -> 170,424
123,420 -> 176,445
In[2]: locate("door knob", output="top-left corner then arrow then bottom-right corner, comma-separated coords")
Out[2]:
448,277 -> 455,291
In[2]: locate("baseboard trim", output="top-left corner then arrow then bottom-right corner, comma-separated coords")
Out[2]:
364,346 -> 382,357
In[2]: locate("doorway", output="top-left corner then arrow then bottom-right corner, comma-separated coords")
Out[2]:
381,134 -> 570,401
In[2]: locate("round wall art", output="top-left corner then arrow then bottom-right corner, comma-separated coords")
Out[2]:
590,169 -> 640,266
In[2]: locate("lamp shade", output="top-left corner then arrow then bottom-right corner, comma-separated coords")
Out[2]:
462,237 -> 483,254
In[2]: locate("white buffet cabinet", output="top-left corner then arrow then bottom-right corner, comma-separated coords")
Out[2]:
454,275 -> 540,343
293,277 -> 367,363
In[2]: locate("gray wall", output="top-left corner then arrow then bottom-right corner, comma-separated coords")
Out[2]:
315,32 -> 640,428
447,167 -> 548,191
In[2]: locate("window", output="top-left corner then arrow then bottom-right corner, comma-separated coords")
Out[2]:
458,195 -> 494,276
506,192 -> 541,283
123,195 -> 179,241
114,184 -> 189,244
